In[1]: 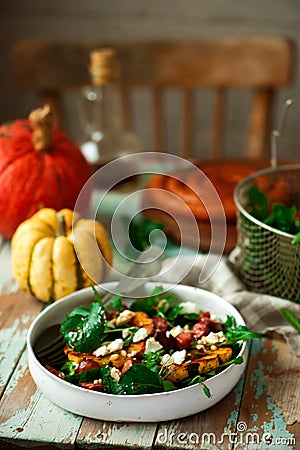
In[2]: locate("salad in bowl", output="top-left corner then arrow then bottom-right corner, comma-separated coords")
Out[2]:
27,282 -> 260,421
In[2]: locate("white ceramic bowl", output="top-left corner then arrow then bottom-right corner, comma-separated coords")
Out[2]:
27,282 -> 248,422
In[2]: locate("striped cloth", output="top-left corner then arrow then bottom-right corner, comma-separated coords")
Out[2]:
156,254 -> 300,356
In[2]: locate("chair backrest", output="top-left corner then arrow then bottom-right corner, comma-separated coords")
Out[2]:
10,37 -> 295,159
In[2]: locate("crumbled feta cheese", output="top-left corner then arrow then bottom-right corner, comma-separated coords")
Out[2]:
144,337 -> 163,354
200,331 -> 226,346
161,354 -> 174,367
205,332 -> 219,345
122,328 -> 132,339
93,338 -> 124,357
133,327 -> 148,343
172,349 -> 187,365
116,309 -> 135,326
107,338 -> 124,353
161,350 -> 187,366
110,367 -> 121,382
178,301 -> 199,315
169,325 -> 183,338
93,344 -> 108,357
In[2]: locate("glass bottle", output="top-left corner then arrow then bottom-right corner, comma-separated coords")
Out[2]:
78,48 -> 143,173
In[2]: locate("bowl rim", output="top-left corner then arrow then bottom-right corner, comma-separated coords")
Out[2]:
27,281 -> 248,399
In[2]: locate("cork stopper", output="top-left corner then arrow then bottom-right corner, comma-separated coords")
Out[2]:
29,104 -> 54,153
89,48 -> 119,85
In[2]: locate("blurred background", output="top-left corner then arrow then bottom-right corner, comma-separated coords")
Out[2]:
1,0 -> 299,160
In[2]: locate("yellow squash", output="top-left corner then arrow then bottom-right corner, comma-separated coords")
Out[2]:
11,208 -> 112,302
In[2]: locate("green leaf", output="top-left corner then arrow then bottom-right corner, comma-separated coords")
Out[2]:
166,305 -> 183,322
117,365 -> 164,394
142,350 -> 163,374
130,286 -> 173,318
222,315 -> 237,331
201,383 -> 211,398
66,305 -> 90,318
162,380 -> 176,392
280,308 -> 300,333
65,367 -> 103,385
109,295 -> 124,313
60,361 -> 78,376
264,204 -> 298,234
225,325 -> 261,345
248,186 -> 269,220
130,297 -> 157,316
291,232 -> 300,244
60,288 -> 107,353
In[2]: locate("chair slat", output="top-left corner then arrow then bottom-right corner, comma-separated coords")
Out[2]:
181,88 -> 194,159
10,37 -> 295,159
246,89 -> 274,159
211,88 -> 226,159
152,87 -> 164,152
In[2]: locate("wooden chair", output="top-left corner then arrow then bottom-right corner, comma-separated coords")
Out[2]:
10,37 -> 295,159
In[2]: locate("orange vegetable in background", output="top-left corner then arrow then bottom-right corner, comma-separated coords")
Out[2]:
0,104 -> 92,238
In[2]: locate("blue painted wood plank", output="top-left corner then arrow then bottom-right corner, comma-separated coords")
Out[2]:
0,349 -> 82,447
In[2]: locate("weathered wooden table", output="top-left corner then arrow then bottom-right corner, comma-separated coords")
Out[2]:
0,238 -> 299,449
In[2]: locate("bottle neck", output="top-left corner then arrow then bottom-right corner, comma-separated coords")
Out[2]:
81,82 -> 123,135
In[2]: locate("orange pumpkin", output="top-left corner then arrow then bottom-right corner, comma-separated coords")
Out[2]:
0,105 -> 92,238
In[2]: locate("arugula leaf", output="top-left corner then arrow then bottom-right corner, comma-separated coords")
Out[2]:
60,287 -> 107,353
247,185 -> 300,240
291,231 -> 300,244
130,286 -> 176,318
66,305 -> 90,318
225,325 -> 261,345
116,365 -> 164,394
108,295 -> 124,313
264,204 -> 298,234
222,315 -> 237,331
130,297 -> 157,316
201,383 -> 211,398
60,361 -> 78,376
142,350 -> 164,374
280,307 -> 300,333
101,365 -> 120,394
162,380 -> 176,392
166,305 -> 183,322
248,186 -> 269,221
65,367 -> 103,385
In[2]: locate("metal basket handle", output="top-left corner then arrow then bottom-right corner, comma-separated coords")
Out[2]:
270,98 -> 294,170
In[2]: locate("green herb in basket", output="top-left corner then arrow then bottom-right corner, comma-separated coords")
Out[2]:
248,186 -> 300,242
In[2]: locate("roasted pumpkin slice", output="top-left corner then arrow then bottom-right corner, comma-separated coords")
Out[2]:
209,346 -> 232,364
167,355 -> 219,383
130,311 -> 154,335
126,341 -> 146,357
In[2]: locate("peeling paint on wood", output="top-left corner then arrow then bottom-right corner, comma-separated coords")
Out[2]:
0,251 -> 299,448
236,333 -> 299,449
0,318 -> 28,388
0,350 -> 82,445
77,420 -> 157,448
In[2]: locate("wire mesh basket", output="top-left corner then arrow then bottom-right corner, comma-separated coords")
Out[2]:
234,164 -> 300,303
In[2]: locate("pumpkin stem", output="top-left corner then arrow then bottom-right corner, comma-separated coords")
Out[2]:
56,214 -> 66,237
29,104 -> 54,153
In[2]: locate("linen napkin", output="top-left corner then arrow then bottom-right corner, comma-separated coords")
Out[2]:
154,253 -> 300,357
